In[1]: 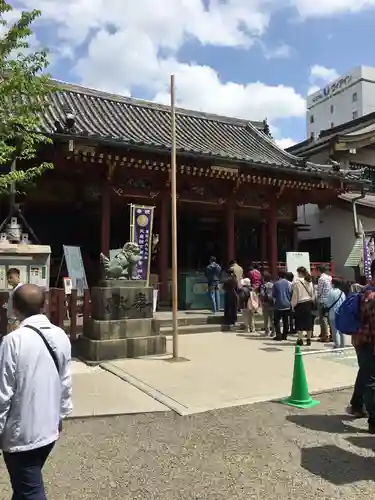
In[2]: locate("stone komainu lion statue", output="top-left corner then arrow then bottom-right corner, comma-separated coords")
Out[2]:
100,242 -> 142,280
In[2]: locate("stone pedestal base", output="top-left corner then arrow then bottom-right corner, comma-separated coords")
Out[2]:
79,280 -> 166,362
80,335 -> 166,362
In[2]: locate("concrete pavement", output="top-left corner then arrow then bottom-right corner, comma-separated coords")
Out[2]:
70,360 -> 169,418
1,389 -> 372,500
101,331 -> 358,416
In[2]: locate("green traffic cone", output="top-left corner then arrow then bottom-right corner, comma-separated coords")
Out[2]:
281,345 -> 320,409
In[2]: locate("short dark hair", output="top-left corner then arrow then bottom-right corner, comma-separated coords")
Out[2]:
263,271 -> 272,282
285,272 -> 294,282
332,278 -> 342,289
278,270 -> 286,279
252,263 -> 259,270
317,264 -> 328,274
7,267 -> 20,278
13,285 -> 45,318
358,275 -> 367,286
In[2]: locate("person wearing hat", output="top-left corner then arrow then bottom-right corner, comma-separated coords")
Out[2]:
239,278 -> 259,333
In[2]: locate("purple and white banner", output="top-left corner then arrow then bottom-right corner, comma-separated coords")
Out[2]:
130,205 -> 155,283
364,235 -> 374,282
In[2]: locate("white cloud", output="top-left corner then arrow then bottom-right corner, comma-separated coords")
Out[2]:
291,0 -> 375,18
261,43 -> 293,60
307,85 -> 320,95
276,138 -> 297,149
310,64 -> 339,84
307,64 -> 340,94
10,0 -> 375,137
74,28 -> 306,121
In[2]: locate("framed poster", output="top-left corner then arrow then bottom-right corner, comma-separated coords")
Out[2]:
63,246 -> 88,296
286,252 -> 311,278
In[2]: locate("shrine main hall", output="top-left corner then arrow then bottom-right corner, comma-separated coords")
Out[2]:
9,81 -> 367,300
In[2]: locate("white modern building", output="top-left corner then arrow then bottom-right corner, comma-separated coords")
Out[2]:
307,66 -> 375,139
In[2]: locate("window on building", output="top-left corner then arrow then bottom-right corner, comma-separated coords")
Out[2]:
352,110 -> 358,120
330,104 -> 334,114
353,92 -> 358,102
299,237 -> 331,263
330,122 -> 334,128
310,114 -> 314,124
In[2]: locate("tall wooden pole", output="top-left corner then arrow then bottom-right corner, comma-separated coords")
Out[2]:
9,159 -> 16,214
170,75 -> 179,359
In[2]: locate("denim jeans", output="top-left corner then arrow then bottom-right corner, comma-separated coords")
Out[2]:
3,442 -> 55,500
209,284 -> 220,313
262,304 -> 274,334
329,317 -> 344,348
350,343 -> 375,425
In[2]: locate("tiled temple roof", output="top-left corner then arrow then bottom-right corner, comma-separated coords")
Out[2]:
41,81 -> 368,185
287,111 -> 375,157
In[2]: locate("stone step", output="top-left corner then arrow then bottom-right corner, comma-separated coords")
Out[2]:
160,323 -> 225,335
156,313 -> 264,329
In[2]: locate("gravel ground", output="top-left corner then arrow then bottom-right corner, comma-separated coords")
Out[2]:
0,389 -> 374,500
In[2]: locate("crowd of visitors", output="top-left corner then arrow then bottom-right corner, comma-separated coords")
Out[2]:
205,256 -> 375,433
205,258 -> 354,347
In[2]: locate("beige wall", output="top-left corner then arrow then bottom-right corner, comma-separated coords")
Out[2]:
297,204 -> 375,280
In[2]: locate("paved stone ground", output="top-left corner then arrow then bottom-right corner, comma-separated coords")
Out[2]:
0,389 -> 374,500
103,332 -> 357,415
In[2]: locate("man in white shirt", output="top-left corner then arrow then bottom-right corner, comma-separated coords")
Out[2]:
6,267 -> 23,333
0,284 -> 73,499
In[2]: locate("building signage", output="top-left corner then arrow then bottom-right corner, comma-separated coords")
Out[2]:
312,75 -> 352,103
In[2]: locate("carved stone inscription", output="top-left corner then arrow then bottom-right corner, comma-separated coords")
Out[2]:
91,286 -> 153,321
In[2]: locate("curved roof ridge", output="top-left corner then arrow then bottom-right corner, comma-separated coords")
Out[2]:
52,79 -> 265,130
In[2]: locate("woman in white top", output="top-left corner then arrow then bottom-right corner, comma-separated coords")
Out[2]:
291,266 -> 315,346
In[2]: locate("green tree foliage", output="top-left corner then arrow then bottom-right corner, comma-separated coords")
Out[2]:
0,1 -> 54,197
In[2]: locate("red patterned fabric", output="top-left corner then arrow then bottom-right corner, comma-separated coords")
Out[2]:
353,281 -> 375,347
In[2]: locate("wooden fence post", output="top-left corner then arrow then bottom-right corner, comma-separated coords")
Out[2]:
69,289 -> 78,340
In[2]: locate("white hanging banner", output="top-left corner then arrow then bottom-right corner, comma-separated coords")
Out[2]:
286,252 -> 311,277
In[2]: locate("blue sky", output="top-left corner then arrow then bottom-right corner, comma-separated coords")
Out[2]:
8,0 -> 375,147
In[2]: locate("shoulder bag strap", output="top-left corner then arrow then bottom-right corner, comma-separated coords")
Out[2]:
299,280 -> 313,299
24,325 -> 59,373
327,291 -> 343,312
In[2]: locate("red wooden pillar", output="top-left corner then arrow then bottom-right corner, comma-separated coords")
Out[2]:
260,221 -> 267,264
268,200 -> 278,279
159,194 -> 169,301
101,181 -> 110,256
227,200 -> 235,263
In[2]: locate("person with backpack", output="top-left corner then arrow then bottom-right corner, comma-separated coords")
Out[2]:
260,272 -> 274,336
272,270 -> 292,341
324,278 -> 346,348
291,266 -> 315,346
205,256 -> 222,313
248,263 -> 262,293
336,260 -> 375,429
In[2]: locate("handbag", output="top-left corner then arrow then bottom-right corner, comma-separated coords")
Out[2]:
299,280 -> 318,314
24,325 -> 59,373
